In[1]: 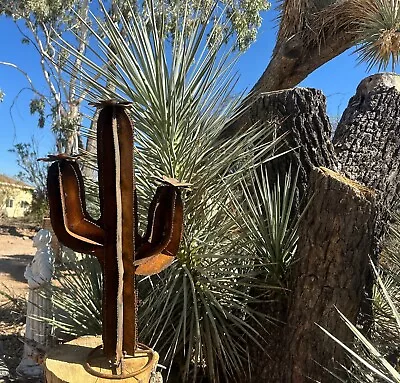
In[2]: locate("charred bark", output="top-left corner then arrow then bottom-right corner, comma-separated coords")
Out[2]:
333,73 -> 400,334
246,88 -> 340,381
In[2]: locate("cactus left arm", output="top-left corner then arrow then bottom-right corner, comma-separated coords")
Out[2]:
47,159 -> 105,254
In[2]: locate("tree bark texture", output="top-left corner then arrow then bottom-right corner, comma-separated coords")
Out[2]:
278,167 -> 376,382
334,73 -> 400,210
252,0 -> 364,94
246,88 -> 339,381
333,73 -> 400,334
251,88 -> 338,206
245,74 -> 400,382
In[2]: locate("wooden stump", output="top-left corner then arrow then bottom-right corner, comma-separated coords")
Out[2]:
279,167 -> 377,382
44,336 -> 159,383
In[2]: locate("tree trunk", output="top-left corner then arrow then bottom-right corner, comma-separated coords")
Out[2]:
253,27 -> 354,95
276,167 -> 376,382
333,73 -> 400,210
252,0 -> 363,94
245,74 -> 400,382
247,88 -> 338,202
245,88 -> 341,381
333,72 -> 400,333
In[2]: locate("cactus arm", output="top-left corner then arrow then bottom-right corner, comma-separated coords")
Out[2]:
96,101 -> 136,362
135,181 -> 185,276
47,159 -> 105,253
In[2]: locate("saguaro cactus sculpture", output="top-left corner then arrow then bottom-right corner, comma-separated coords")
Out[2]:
44,100 -> 187,375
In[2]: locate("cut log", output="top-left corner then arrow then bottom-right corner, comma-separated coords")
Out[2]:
245,88 -> 338,203
246,88 -> 341,381
242,76 -> 399,381
280,167 -> 377,382
44,336 -> 159,383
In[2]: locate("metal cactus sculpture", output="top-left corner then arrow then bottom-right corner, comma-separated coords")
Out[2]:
44,100 -> 187,377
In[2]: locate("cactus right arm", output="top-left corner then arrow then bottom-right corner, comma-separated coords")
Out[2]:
135,181 -> 184,275
47,159 -> 105,254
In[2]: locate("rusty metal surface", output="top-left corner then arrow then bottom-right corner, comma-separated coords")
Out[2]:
45,100 -> 188,369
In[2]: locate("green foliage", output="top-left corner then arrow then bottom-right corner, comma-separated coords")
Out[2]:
0,0 -> 76,22
227,0 -> 270,50
352,0 -> 400,70
41,253 -> 103,338
9,140 -> 49,222
28,191 -> 49,224
142,0 -> 270,50
29,97 -> 46,128
227,166 -> 300,287
0,0 -> 268,156
9,141 -> 47,194
0,89 -> 4,102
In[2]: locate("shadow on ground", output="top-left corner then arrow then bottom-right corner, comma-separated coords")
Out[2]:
0,255 -> 32,285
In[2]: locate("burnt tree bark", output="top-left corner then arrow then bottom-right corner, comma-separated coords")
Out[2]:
245,87 -> 343,381
244,73 -> 400,382
333,73 -> 400,334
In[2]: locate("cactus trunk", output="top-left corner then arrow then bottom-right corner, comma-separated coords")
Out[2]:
96,102 -> 137,360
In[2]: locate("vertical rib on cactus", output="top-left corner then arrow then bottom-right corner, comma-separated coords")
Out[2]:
45,100 -> 187,371
96,100 -> 136,361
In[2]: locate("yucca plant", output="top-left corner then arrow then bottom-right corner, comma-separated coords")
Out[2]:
319,261 -> 400,382
227,166 -> 300,288
45,0 -> 291,381
39,251 -> 102,339
351,0 -> 400,70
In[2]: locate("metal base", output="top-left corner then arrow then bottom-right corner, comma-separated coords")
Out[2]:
85,343 -> 155,380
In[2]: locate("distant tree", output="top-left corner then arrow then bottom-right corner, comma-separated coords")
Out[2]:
0,0 -> 92,154
9,141 -> 47,195
0,0 -> 270,156
9,140 -> 49,222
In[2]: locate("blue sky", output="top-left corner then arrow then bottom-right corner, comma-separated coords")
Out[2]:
0,3 -> 387,178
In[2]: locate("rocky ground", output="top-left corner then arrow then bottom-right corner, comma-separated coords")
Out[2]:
0,220 -> 39,382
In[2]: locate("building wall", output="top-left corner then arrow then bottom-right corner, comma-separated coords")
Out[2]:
0,185 -> 33,218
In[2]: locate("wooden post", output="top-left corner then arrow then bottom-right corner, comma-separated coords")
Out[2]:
44,336 -> 160,383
